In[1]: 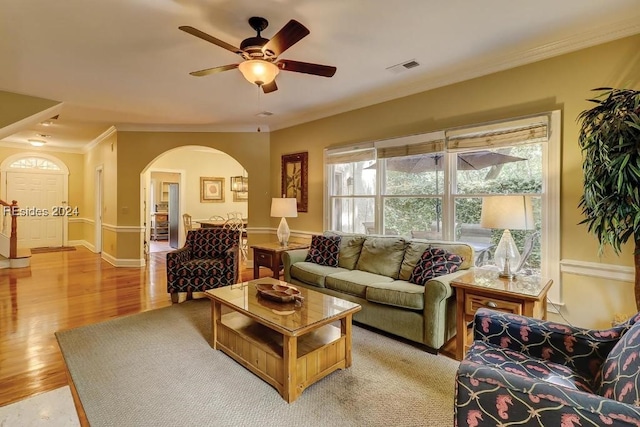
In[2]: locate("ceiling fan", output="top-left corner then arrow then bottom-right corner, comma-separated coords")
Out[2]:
179,17 -> 337,93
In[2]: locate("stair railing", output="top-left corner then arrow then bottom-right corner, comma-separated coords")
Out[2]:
0,199 -> 18,259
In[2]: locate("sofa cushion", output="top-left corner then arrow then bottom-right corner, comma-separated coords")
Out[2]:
325,270 -> 394,298
290,262 -> 348,288
324,231 -> 366,270
355,236 -> 407,279
466,341 -> 596,394
598,319 -> 640,404
409,247 -> 463,286
306,235 -> 341,267
366,280 -> 425,310
399,240 -> 473,281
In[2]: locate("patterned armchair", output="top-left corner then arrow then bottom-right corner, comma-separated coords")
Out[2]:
166,228 -> 239,303
455,308 -> 640,426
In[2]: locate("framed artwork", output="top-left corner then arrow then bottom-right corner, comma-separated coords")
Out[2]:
200,177 -> 225,203
281,152 -> 308,212
233,191 -> 248,202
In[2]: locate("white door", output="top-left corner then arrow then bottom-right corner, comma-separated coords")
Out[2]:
7,171 -> 64,248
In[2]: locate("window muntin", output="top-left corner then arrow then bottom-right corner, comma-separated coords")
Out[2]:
9,157 -> 61,171
326,147 -> 376,234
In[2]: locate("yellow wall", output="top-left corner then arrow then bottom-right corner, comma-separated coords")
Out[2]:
0,91 -> 59,130
83,130 -> 118,255
270,34 -> 640,328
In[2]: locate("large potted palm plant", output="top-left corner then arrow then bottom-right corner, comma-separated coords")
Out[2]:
578,87 -> 640,309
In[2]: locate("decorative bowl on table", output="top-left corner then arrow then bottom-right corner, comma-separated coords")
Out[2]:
255,281 -> 303,303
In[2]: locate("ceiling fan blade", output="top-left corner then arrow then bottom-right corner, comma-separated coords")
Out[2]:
189,64 -> 239,77
277,59 -> 337,77
179,26 -> 242,55
262,20 -> 310,57
262,80 -> 278,94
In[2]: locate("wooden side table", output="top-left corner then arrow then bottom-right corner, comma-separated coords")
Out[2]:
250,242 -> 309,279
451,269 -> 553,361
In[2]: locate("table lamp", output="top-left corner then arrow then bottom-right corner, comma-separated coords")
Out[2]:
480,195 -> 534,279
270,198 -> 298,246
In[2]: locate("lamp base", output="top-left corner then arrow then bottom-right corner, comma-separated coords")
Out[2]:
499,271 -> 517,279
276,217 -> 290,246
493,229 -> 520,279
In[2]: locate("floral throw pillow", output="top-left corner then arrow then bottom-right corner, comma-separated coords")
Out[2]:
305,235 -> 342,267
409,247 -> 463,286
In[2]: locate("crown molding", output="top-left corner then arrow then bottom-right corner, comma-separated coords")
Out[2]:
115,123 -> 270,134
0,140 -> 86,154
83,125 -> 117,153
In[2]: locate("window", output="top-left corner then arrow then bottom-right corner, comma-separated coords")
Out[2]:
325,112 -> 561,302
325,146 -> 376,234
9,157 -> 61,171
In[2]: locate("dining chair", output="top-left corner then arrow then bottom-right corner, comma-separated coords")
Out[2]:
182,213 -> 194,235
209,215 -> 226,221
227,211 -> 243,220
223,217 -> 248,263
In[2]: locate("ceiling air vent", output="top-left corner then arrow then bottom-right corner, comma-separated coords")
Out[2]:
386,59 -> 420,74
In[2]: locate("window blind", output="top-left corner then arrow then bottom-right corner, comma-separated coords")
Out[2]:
325,147 -> 376,165
446,115 -> 549,151
374,130 -> 445,159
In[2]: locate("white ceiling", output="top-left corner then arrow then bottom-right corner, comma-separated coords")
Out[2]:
1,0 -> 639,152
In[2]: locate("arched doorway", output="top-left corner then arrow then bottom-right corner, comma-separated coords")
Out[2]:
1,153 -> 70,248
141,146 -> 248,253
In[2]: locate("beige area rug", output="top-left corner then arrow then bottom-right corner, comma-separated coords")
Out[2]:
56,300 -> 459,427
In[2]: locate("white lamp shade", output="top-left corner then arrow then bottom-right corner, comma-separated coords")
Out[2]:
270,198 -> 298,218
480,195 -> 534,230
238,60 -> 279,86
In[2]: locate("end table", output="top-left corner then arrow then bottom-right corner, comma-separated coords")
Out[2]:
451,269 -> 553,361
250,242 -> 309,279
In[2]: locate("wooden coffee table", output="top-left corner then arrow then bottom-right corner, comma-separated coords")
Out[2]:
205,278 -> 361,403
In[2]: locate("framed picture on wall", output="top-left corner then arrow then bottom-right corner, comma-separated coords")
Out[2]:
233,191 -> 248,202
281,152 -> 308,212
200,177 -> 225,203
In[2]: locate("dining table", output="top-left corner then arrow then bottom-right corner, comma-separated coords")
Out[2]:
196,219 -> 248,228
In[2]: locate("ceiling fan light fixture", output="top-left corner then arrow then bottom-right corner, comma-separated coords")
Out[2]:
238,60 -> 279,86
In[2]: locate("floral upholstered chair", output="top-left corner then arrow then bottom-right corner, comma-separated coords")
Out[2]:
166,228 -> 239,303
455,308 -> 640,426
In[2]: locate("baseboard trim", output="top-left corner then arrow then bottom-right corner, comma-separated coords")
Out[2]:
68,240 -> 96,253
101,252 -> 145,267
560,259 -> 633,283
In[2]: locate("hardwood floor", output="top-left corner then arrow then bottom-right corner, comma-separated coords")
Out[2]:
0,246 -> 262,408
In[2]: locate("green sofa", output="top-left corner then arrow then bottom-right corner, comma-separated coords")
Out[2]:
282,231 -> 474,351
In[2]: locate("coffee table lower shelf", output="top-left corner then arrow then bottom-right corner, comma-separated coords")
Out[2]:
216,312 -> 348,403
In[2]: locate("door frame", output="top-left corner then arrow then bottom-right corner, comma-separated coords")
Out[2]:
95,165 -> 103,253
142,168 -> 186,247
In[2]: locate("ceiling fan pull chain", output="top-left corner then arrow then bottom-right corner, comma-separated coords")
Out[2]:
257,85 -> 263,132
